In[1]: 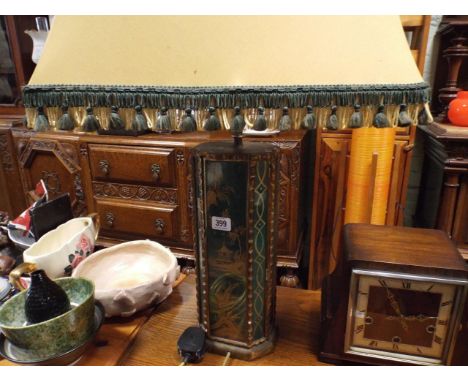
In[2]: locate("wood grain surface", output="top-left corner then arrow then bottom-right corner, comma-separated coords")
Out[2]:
120,275 -> 328,366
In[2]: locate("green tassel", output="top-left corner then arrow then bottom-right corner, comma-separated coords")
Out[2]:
131,105 -> 149,132
279,106 -> 292,132
253,106 -> 267,131
230,106 -> 245,136
179,107 -> 197,132
203,106 -> 221,131
155,107 -> 172,133
301,105 -> 316,130
418,107 -> 428,126
57,103 -> 74,131
82,107 -> 100,132
373,105 -> 390,128
108,105 -> 125,130
34,106 -> 49,132
348,104 -> 363,128
397,103 -> 412,127
326,106 -> 338,130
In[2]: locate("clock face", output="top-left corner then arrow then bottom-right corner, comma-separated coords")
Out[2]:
345,271 -> 463,364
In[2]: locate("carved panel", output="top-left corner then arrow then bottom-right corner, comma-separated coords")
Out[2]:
277,152 -> 290,250
93,181 -> 178,204
0,134 -> 13,172
74,173 -> 86,215
41,170 -> 62,196
79,143 -> 88,157
19,139 -> 81,174
176,150 -> 185,165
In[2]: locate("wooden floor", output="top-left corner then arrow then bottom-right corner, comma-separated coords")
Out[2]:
120,275 -> 329,366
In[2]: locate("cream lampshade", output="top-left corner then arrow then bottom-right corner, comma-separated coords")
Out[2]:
23,15 -> 430,130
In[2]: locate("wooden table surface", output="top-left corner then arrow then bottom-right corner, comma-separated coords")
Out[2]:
120,275 -> 329,366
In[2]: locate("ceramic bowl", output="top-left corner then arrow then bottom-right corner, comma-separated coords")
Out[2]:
0,302 -> 104,366
0,277 -> 95,358
72,240 -> 179,317
23,215 -> 99,279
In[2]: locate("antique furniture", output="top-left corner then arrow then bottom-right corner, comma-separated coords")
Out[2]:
0,128 -> 310,285
414,122 -> 468,260
430,16 -> 468,121
192,136 -> 279,359
320,224 -> 468,366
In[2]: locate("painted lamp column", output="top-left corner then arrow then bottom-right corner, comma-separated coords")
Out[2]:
192,134 -> 280,360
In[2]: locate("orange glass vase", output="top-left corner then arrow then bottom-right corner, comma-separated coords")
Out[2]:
448,91 -> 468,127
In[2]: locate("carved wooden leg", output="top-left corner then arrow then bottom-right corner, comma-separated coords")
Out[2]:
181,259 -> 196,275
279,268 -> 300,288
436,172 -> 460,238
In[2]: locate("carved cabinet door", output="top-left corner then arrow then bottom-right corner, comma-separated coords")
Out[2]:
16,137 -> 86,215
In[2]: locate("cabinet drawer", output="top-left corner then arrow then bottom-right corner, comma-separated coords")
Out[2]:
95,199 -> 177,239
89,145 -> 176,186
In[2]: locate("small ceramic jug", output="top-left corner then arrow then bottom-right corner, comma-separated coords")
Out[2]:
448,91 -> 468,127
25,269 -> 71,324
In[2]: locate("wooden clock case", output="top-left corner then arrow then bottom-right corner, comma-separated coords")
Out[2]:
319,223 -> 468,365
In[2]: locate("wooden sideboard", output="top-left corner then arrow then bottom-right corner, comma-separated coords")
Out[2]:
414,123 -> 468,260
0,128 -> 311,286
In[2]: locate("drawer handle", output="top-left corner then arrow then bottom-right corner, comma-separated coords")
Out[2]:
151,163 -> 161,181
155,218 -> 165,234
99,160 -> 110,175
105,212 -> 115,227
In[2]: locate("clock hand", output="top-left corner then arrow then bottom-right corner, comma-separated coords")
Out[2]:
384,287 -> 409,331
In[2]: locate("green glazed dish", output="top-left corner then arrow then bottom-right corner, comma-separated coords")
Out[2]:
0,278 -> 94,359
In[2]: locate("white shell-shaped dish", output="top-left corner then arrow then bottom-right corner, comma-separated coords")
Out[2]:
72,240 -> 179,317
242,129 -> 280,137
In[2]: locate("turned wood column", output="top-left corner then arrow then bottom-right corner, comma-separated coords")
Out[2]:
436,172 -> 461,236
436,35 -> 468,121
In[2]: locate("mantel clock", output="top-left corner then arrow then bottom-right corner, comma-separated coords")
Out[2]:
320,224 -> 468,366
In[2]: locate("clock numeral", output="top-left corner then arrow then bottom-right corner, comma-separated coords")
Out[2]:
441,300 -> 452,307
355,324 -> 364,334
392,343 -> 399,351
369,340 -> 378,347
402,281 -> 411,289
426,284 -> 434,292
434,335 -> 443,345
417,347 -> 423,354
438,319 -> 448,326
378,279 -> 388,288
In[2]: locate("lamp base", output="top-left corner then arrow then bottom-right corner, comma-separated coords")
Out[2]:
206,329 -> 277,361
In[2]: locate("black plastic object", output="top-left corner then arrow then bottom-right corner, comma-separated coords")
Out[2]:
177,326 -> 206,364
25,270 -> 71,324
30,193 -> 73,240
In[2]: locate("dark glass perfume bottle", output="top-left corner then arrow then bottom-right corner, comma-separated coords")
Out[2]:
25,270 -> 71,324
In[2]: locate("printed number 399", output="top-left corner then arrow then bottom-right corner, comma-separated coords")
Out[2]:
211,216 -> 231,232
